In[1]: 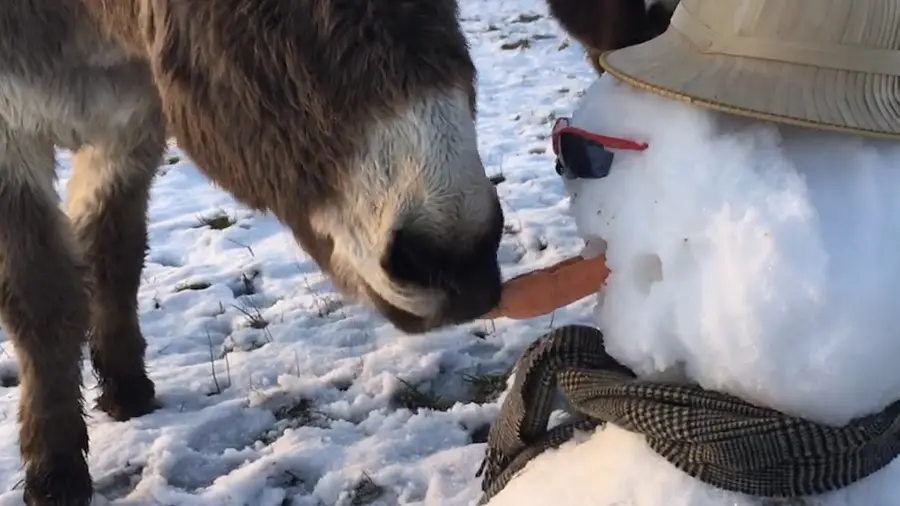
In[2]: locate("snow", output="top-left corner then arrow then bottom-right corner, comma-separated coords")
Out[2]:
485,70 -> 900,505
487,422 -> 900,506
0,1 -> 600,505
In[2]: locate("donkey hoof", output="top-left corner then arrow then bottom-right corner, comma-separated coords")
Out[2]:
96,374 -> 158,421
24,458 -> 93,506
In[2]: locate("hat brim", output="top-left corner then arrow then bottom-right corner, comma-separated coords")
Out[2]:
598,29 -> 900,141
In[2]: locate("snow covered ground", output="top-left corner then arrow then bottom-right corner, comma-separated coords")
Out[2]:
0,1 -> 600,505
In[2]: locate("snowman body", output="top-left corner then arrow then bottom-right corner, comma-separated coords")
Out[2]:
485,75 -> 900,506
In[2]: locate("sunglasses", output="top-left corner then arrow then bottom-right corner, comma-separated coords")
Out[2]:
551,117 -> 648,180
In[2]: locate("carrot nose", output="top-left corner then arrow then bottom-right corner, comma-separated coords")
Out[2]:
483,254 -> 610,320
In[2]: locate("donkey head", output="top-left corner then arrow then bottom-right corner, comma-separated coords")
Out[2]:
306,90 -> 505,334
142,0 -> 504,333
297,1 -> 505,334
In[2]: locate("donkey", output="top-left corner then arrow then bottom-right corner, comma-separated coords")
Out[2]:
1,0 -> 504,504
544,0 -> 678,75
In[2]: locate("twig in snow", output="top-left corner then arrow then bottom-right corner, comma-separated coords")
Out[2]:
206,330 -> 231,395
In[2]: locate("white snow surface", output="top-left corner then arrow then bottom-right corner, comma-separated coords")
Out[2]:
486,73 -> 900,505
0,1 -> 600,505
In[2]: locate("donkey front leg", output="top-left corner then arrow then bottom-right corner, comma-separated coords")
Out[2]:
66,119 -> 165,421
0,132 -> 93,505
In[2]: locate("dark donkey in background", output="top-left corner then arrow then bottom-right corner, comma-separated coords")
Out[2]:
545,0 -> 678,74
2,0 -> 505,504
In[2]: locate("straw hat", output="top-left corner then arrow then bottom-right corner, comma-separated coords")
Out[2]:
598,0 -> 900,140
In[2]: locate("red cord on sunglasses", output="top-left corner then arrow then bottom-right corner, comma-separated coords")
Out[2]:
551,117 -> 649,156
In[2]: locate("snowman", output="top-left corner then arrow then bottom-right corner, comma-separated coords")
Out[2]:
478,0 -> 900,505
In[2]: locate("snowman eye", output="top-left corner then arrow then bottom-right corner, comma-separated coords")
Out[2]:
557,132 -> 616,180
550,120 -> 648,181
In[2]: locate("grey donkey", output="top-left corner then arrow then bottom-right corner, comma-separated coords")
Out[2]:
1,0 -> 505,504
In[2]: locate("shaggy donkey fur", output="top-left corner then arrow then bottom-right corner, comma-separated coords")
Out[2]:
1,0 -> 506,504
545,0 -> 678,74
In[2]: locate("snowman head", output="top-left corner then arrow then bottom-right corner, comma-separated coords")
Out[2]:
559,0 -> 900,428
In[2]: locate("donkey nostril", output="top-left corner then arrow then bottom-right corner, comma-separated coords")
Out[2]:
381,199 -> 504,322
381,227 -> 440,288
382,224 -> 501,310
